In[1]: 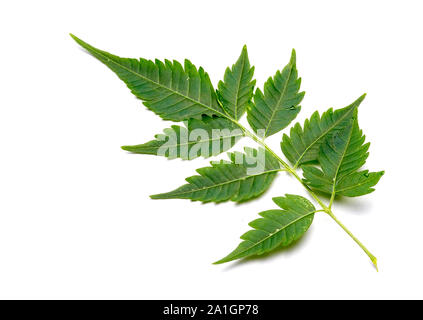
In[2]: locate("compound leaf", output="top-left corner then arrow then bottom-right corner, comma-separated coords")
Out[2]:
121,116 -> 243,159
70,36 -> 385,269
214,194 -> 315,264
217,45 -> 256,120
281,94 -> 366,167
151,147 -> 280,203
247,49 -> 304,138
71,34 -> 226,121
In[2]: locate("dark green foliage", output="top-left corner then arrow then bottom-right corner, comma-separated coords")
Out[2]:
247,50 -> 304,137
151,148 -> 281,203
215,195 -> 315,264
281,94 -> 365,167
335,171 -> 384,197
122,116 -> 242,159
302,120 -> 384,197
71,34 -> 225,121
217,46 -> 255,120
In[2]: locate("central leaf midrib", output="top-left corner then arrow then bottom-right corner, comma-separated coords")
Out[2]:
94,49 -> 231,120
134,131 -> 245,150
162,168 -> 281,197
337,173 -> 376,192
229,211 -> 315,260
233,54 -> 246,119
330,126 -> 354,198
264,64 -> 294,137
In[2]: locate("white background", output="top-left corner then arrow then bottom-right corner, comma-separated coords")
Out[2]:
0,0 -> 422,299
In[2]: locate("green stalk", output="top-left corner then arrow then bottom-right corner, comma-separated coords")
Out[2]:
326,209 -> 378,271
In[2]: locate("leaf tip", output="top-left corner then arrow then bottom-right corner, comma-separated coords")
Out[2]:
121,145 -> 132,151
290,49 -> 297,64
69,33 -> 82,44
239,44 -> 249,62
347,93 -> 367,111
213,256 -> 231,265
356,93 -> 367,105
372,257 -> 378,272
69,33 -> 93,53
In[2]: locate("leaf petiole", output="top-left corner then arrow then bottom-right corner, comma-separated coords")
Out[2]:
325,208 -> 378,271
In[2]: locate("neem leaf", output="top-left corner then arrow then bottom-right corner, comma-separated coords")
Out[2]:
247,49 -> 304,138
336,170 -> 384,197
217,45 -> 256,120
303,119 -> 384,197
150,147 -> 280,203
121,116 -> 243,160
214,194 -> 315,264
281,94 -> 366,168
70,34 -> 226,121
71,36 -> 385,270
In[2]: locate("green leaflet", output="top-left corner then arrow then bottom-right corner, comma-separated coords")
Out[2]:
214,195 -> 315,264
302,167 -> 384,197
70,34 -> 226,121
281,94 -> 366,168
121,116 -> 243,160
217,45 -> 256,120
302,120 -> 384,197
336,171 -> 384,197
297,166 -> 332,194
247,49 -> 304,138
151,147 -> 281,203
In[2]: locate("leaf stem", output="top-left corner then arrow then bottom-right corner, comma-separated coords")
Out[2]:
325,209 -> 378,271
232,119 -> 378,271
329,189 -> 336,209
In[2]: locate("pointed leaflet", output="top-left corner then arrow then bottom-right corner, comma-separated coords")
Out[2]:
247,49 -> 304,138
121,116 -> 243,159
217,46 -> 255,120
336,171 -> 384,197
214,195 -> 315,264
302,120 -> 384,197
151,147 -> 280,203
281,94 -> 366,168
70,34 -> 226,121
